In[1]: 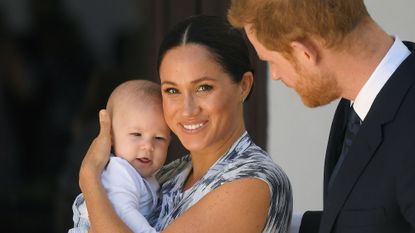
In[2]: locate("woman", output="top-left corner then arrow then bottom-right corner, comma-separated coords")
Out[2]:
79,15 -> 292,233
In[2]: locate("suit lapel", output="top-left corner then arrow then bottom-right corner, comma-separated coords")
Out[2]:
320,120 -> 383,233
320,42 -> 415,233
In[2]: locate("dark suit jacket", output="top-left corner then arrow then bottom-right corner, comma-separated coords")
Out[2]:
300,42 -> 415,233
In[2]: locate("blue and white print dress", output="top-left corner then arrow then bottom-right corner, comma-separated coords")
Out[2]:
149,131 -> 292,233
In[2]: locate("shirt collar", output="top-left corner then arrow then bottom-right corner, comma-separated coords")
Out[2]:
353,35 -> 411,121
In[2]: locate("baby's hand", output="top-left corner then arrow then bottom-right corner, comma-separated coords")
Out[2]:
80,109 -> 112,188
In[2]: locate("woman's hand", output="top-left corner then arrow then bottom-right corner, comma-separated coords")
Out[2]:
79,109 -> 112,191
78,109 -> 133,233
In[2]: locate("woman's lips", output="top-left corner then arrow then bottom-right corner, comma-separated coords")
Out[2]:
180,121 -> 207,132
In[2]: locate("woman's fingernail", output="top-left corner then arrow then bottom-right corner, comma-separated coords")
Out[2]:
99,109 -> 105,120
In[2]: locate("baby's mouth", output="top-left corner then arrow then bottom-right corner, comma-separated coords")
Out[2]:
137,158 -> 151,164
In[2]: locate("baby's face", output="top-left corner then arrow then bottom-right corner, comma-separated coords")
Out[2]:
111,101 -> 171,177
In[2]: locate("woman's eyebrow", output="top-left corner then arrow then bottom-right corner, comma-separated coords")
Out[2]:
160,81 -> 176,86
161,77 -> 216,86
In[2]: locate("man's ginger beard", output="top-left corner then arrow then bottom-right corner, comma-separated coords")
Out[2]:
290,59 -> 341,108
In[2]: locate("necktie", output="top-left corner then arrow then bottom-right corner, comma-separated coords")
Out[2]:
328,106 -> 361,189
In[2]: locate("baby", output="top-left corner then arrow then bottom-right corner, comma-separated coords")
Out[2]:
69,80 -> 171,233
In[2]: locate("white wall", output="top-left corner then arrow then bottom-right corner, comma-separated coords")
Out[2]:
267,0 -> 415,212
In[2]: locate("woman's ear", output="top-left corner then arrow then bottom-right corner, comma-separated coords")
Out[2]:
240,71 -> 254,102
290,38 -> 320,66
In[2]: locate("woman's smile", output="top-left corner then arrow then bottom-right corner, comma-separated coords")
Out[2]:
160,44 -> 247,154
181,120 -> 207,131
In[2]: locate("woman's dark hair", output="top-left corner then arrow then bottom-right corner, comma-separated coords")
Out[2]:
157,15 -> 254,99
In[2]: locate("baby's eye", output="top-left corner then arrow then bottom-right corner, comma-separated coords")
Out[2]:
130,132 -> 142,137
155,136 -> 166,141
163,87 -> 179,94
197,84 -> 213,92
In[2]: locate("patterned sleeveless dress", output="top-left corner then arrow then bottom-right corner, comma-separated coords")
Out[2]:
149,132 -> 292,233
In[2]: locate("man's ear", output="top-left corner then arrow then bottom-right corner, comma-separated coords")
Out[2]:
290,38 -> 320,66
240,71 -> 254,102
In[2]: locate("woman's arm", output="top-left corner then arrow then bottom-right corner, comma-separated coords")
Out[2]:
163,178 -> 271,233
79,110 -> 133,233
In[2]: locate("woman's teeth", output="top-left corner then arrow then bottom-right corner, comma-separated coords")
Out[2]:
183,122 -> 204,130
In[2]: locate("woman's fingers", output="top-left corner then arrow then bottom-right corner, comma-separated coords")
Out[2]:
80,109 -> 112,184
98,109 -> 111,144
90,109 -> 112,169
94,109 -> 112,157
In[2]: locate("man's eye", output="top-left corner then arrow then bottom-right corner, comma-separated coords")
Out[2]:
164,88 -> 178,94
197,85 -> 213,92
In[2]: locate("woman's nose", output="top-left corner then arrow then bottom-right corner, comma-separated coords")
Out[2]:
182,94 -> 200,117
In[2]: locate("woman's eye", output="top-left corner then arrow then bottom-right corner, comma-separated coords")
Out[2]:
197,84 -> 213,92
163,87 -> 179,94
131,133 -> 142,137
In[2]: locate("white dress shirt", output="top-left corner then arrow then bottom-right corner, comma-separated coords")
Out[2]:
353,36 -> 411,121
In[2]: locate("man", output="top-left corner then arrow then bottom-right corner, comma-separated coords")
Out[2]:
228,0 -> 415,232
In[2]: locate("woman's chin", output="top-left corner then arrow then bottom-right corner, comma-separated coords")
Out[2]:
179,139 -> 206,153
